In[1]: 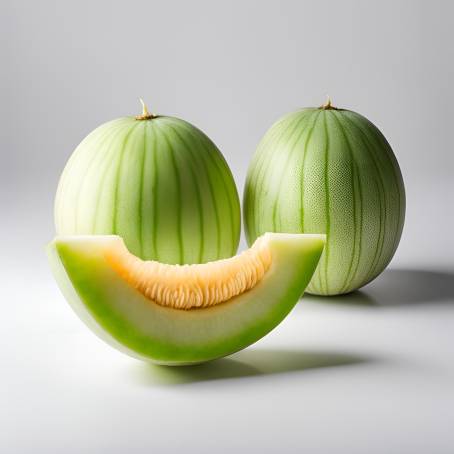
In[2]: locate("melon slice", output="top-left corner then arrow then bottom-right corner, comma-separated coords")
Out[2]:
47,233 -> 325,365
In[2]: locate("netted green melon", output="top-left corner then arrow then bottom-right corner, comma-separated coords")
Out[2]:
55,101 -> 240,264
244,98 -> 405,295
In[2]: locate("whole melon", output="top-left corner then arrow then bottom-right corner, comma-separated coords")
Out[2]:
55,102 -> 241,264
243,99 -> 405,295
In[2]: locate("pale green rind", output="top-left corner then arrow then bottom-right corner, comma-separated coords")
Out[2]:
244,108 -> 405,296
47,233 -> 325,365
55,116 -> 241,265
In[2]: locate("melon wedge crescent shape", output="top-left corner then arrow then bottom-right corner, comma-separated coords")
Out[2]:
47,233 -> 325,365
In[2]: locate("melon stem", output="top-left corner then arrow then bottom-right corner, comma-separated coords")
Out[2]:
135,98 -> 156,120
320,95 -> 338,110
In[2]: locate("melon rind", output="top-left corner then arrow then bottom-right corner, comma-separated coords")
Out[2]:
47,233 -> 325,365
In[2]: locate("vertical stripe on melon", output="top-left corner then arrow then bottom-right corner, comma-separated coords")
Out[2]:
55,105 -> 241,265
243,102 -> 405,296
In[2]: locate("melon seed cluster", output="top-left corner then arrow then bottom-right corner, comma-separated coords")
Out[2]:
106,235 -> 272,309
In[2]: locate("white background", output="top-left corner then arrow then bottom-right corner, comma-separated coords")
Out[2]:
2,1 -> 453,452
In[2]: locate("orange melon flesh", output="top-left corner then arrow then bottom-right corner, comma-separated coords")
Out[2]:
106,235 -> 271,309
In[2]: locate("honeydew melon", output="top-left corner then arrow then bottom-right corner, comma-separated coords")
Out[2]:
55,100 -> 240,265
244,98 -> 405,295
48,233 -> 325,365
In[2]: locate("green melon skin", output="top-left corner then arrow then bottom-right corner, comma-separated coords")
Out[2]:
244,107 -> 405,296
47,233 -> 325,365
55,115 -> 240,264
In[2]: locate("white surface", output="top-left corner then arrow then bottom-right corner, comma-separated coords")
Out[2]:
2,1 -> 454,452
1,253 -> 453,453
